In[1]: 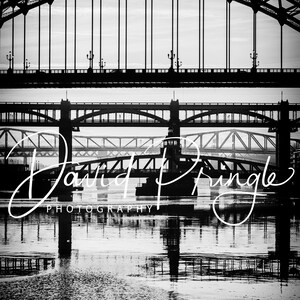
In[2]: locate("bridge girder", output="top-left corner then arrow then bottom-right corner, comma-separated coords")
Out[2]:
1,102 -> 300,129
1,127 -> 300,159
232,0 -> 300,31
59,153 -> 278,180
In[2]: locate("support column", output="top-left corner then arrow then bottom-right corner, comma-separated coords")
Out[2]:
167,100 -> 180,172
59,99 -> 72,201
169,99 -> 180,138
276,100 -> 291,185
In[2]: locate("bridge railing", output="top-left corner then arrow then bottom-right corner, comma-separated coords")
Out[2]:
0,68 -> 299,75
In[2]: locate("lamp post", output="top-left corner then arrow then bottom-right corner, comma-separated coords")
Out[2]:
86,50 -> 94,72
99,58 -> 106,71
6,51 -> 14,72
175,57 -> 182,72
25,59 -> 30,72
250,50 -> 259,71
168,50 -> 175,71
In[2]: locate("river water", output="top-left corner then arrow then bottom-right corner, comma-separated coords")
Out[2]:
0,180 -> 299,299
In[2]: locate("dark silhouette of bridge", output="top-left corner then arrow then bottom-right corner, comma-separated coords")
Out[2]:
1,99 -> 299,199
0,1 -> 300,87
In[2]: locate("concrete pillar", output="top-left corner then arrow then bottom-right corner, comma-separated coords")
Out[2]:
58,99 -> 73,201
169,99 -> 180,137
276,100 -> 291,185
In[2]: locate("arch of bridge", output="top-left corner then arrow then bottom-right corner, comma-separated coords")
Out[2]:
181,110 -> 276,125
74,109 -> 168,125
1,0 -> 299,32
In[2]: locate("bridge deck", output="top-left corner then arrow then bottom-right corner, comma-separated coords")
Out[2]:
0,68 -> 299,88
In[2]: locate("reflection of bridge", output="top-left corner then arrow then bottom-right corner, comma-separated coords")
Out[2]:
1,128 -> 300,158
1,1 -> 300,87
0,256 -> 55,277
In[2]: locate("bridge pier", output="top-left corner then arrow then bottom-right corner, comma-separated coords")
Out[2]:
58,99 -> 73,201
275,100 -> 291,188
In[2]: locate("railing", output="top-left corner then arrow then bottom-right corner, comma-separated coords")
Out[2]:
0,67 -> 299,75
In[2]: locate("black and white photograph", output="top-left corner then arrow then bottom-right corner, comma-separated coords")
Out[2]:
0,0 -> 300,299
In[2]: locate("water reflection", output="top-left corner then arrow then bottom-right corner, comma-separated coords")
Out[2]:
0,200 -> 300,298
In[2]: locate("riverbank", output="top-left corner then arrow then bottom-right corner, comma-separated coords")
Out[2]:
0,266 -> 172,300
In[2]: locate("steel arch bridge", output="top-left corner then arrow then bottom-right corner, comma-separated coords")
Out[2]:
1,101 -> 300,128
0,0 -> 299,88
48,152 -> 278,180
1,127 -> 300,158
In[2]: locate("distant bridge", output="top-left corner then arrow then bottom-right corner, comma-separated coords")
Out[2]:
53,153 -> 278,180
1,101 -> 299,128
1,127 -> 300,159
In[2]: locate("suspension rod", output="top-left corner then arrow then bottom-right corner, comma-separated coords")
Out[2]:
177,0 -> 179,69
12,7 -> 14,70
74,0 -> 77,70
64,0 -> 67,71
91,0 -> 94,69
150,0 -> 153,70
280,25 -> 283,69
125,0 -> 127,69
202,0 -> 204,70
100,0 -> 102,68
118,0 -> 120,69
198,0 -> 201,69
49,3 -> 51,71
145,0 -> 147,69
23,14 -> 26,71
38,5 -> 41,70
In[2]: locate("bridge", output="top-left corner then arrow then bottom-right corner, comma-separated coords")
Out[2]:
1,127 -> 300,159
1,99 -> 299,197
0,1 -> 300,87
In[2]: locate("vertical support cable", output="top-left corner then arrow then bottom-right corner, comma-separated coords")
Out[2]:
176,0 -> 179,69
280,25 -> 283,70
251,10 -> 257,69
198,0 -> 201,69
118,0 -> 120,69
150,0 -> 153,70
145,0 -> 147,69
171,0 -> 174,55
202,0 -> 204,70
38,5 -> 41,70
23,14 -> 26,71
65,0 -> 67,71
12,7 -> 14,70
100,0 -> 102,67
226,1 -> 231,70
49,3 -> 51,71
91,0 -> 94,69
228,1 -> 231,70
226,1 -> 228,69
74,0 -> 77,70
125,0 -> 128,69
